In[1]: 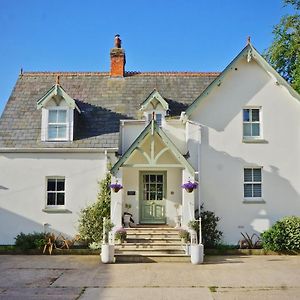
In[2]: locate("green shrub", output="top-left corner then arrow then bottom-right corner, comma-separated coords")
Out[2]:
261,216 -> 300,251
78,172 -> 111,243
15,232 -> 45,250
190,205 -> 223,247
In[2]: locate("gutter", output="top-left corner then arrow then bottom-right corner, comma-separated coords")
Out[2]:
0,148 -> 118,153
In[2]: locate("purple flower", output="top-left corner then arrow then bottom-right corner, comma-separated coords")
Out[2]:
110,183 -> 123,189
181,181 -> 198,190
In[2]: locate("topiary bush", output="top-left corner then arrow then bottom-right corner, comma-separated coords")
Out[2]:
15,232 -> 45,250
78,171 -> 111,244
261,216 -> 300,251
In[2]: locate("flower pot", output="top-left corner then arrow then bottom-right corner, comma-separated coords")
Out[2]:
101,244 -> 115,263
112,187 -> 121,193
190,244 -> 204,264
185,188 -> 194,193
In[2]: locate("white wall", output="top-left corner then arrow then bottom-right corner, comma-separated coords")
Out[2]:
0,152 -> 108,244
189,58 -> 300,244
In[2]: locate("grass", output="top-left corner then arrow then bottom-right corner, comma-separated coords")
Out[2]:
209,286 -> 218,293
0,245 -> 16,250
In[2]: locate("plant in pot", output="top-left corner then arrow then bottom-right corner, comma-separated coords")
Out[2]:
123,203 -> 134,228
101,217 -> 115,263
178,229 -> 190,255
115,227 -> 127,244
181,181 -> 198,193
109,181 -> 123,193
188,219 -> 204,264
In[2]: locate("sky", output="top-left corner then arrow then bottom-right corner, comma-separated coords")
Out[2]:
0,0 -> 296,115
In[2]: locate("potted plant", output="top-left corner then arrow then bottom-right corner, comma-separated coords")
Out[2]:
178,229 -> 190,255
109,181 -> 123,193
188,220 -> 204,264
115,227 -> 127,244
181,181 -> 198,193
101,218 -> 115,263
123,203 -> 134,228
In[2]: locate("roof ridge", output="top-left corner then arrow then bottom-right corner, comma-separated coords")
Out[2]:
21,71 -> 220,77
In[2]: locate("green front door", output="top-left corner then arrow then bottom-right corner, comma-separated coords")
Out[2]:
140,172 -> 166,224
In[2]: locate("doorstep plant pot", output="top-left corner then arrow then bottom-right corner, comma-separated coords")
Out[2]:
190,244 -> 204,264
112,187 -> 121,193
101,244 -> 115,263
185,188 -> 194,193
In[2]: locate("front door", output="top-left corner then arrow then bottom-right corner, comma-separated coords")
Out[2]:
140,172 -> 166,224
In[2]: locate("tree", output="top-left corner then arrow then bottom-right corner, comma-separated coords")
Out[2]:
265,0 -> 300,93
78,171 -> 111,244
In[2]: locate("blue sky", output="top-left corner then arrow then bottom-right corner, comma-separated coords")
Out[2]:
0,0 -> 295,114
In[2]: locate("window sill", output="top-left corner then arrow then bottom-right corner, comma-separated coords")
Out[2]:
243,199 -> 266,204
42,208 -> 72,214
242,138 -> 268,144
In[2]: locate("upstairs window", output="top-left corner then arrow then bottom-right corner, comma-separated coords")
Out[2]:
243,108 -> 261,139
244,168 -> 262,199
46,177 -> 65,207
47,109 -> 68,141
147,112 -> 163,127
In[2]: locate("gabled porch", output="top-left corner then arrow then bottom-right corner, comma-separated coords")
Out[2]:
110,120 -> 196,229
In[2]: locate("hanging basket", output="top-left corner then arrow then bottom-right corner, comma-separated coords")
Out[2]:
110,183 -> 123,193
181,181 -> 198,193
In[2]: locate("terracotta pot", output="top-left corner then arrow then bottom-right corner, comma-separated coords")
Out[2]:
185,188 -> 194,193
112,187 -> 120,193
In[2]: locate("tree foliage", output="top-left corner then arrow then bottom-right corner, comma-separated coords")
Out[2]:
265,0 -> 300,93
78,172 -> 111,243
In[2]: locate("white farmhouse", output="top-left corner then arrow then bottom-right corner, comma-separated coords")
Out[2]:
0,35 -> 299,247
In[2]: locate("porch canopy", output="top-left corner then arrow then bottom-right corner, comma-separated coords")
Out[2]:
110,120 -> 196,228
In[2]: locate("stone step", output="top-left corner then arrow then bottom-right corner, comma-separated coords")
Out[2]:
115,253 -> 190,263
126,233 -> 181,239
125,237 -> 181,244
115,249 -> 185,255
115,244 -> 183,250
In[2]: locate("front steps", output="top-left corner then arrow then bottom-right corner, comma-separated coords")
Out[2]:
115,227 -> 190,263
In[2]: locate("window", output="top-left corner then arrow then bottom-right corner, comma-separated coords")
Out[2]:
243,108 -> 261,138
48,109 -> 68,140
146,112 -> 163,127
244,168 -> 262,199
46,178 -> 65,206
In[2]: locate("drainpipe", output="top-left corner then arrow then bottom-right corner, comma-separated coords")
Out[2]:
186,119 -> 202,245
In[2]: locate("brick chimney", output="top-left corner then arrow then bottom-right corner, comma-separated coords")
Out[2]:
110,34 -> 126,77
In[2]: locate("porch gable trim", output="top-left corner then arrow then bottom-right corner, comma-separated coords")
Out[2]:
110,120 -> 195,175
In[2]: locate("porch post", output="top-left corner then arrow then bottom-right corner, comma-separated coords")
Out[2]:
181,168 -> 195,227
110,169 -> 123,229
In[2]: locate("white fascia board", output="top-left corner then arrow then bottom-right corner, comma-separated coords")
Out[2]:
0,148 -> 118,153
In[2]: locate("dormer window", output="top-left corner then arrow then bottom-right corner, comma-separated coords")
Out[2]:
48,108 -> 69,140
140,89 -> 168,128
37,79 -> 80,142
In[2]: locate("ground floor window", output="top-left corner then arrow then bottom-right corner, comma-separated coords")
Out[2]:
244,168 -> 262,199
46,177 -> 65,206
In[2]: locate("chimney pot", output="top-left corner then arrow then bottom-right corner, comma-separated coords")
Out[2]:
110,34 -> 126,77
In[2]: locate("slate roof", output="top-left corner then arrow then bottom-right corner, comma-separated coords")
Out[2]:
0,71 -> 219,149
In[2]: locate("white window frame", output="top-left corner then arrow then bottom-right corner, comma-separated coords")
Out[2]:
145,111 -> 165,127
41,107 -> 74,142
45,177 -> 66,208
242,107 -> 262,140
243,167 -> 263,200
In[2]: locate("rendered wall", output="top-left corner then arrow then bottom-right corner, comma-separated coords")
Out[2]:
0,152 -> 108,244
189,58 -> 300,244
